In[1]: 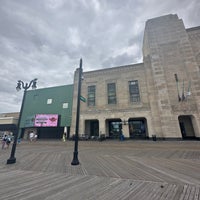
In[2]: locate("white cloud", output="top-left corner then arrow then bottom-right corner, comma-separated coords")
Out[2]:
0,0 -> 199,113
68,28 -> 82,47
45,0 -> 65,9
92,0 -> 101,12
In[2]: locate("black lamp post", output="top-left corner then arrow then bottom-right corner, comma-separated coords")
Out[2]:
7,78 -> 37,164
71,58 -> 83,165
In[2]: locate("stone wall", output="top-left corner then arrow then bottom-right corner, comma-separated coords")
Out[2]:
143,14 -> 200,138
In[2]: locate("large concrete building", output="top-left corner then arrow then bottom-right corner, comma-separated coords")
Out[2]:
70,14 -> 200,139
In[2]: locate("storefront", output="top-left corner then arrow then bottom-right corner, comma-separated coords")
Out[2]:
22,114 -> 65,139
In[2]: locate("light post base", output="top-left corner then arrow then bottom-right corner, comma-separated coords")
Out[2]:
7,157 -> 16,164
71,152 -> 79,165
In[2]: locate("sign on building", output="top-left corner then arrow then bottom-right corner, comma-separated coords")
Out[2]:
34,114 -> 58,127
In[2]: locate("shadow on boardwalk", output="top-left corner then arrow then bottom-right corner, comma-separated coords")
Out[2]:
0,140 -> 199,199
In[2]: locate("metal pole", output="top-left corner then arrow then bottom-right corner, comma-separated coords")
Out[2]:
7,89 -> 26,164
71,58 -> 82,165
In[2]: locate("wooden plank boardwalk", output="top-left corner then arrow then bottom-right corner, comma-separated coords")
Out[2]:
0,140 -> 199,199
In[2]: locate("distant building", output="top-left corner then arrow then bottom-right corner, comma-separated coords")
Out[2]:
70,14 -> 200,139
0,112 -> 19,138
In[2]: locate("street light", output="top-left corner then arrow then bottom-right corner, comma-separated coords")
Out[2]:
7,78 -> 37,164
71,58 -> 83,165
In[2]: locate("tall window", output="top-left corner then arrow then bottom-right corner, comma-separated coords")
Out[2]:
88,85 -> 96,106
107,83 -> 116,104
129,80 -> 140,102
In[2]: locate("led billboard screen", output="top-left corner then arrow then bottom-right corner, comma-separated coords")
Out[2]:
34,114 -> 58,127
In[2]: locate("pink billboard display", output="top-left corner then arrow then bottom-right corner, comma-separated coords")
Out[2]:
34,114 -> 58,127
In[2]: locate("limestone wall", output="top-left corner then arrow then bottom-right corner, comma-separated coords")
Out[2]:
143,14 -> 200,138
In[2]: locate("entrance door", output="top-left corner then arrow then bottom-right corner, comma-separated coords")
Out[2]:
129,118 -> 147,139
178,116 -> 195,139
106,119 -> 122,139
107,119 -> 122,139
90,120 -> 99,137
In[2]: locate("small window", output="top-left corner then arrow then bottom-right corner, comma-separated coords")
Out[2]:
88,85 -> 96,106
47,99 -> 52,104
107,83 -> 116,104
129,80 -> 140,102
63,103 -> 68,109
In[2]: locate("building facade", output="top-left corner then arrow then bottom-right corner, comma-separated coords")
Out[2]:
20,85 -> 73,139
70,14 -> 200,139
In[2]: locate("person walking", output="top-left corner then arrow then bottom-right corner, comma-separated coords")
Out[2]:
62,133 -> 66,142
29,132 -> 34,142
34,134 -> 38,141
6,136 -> 11,148
120,129 -> 125,141
17,137 -> 21,144
2,134 -> 7,149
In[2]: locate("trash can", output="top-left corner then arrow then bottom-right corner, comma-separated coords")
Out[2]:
152,135 -> 157,141
99,134 -> 106,142
120,133 -> 125,141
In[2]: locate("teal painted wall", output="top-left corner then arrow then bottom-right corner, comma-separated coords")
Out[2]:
20,85 -> 73,128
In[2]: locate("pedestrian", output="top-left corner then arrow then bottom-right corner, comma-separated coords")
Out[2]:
120,129 -> 125,141
62,132 -> 66,142
2,134 -> 7,149
6,136 -> 11,148
29,132 -> 34,142
34,134 -> 38,141
17,138 -> 21,144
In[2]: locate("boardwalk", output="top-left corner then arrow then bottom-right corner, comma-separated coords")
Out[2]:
0,140 -> 200,199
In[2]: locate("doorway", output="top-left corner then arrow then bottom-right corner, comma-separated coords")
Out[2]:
85,120 -> 99,138
178,115 -> 195,139
128,118 -> 148,139
106,119 -> 122,139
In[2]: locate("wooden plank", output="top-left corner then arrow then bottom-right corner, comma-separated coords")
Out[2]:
0,140 -> 199,199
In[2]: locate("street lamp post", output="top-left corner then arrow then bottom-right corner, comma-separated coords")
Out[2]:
71,58 -> 83,165
7,78 -> 37,164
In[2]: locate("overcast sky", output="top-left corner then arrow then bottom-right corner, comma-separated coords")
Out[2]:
0,0 -> 199,113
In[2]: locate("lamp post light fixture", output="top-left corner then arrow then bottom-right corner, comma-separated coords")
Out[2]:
71,58 -> 83,165
7,78 -> 37,164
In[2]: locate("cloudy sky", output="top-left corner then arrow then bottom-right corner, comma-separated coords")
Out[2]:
0,0 -> 199,113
